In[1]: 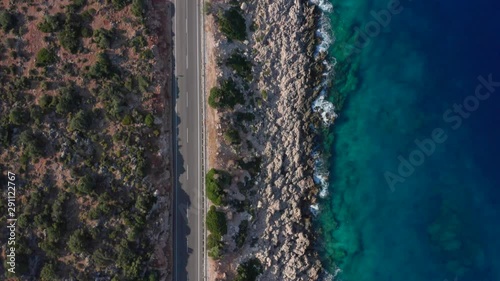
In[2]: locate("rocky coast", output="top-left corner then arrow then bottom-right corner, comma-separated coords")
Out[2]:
205,0 -> 328,280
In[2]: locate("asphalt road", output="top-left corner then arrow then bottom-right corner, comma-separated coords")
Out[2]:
172,0 -> 204,280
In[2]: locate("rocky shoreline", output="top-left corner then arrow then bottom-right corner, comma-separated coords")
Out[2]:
249,1 -> 325,280
205,0 -> 326,280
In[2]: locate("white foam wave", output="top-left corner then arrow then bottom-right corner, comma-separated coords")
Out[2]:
310,0 -> 333,13
313,94 -> 338,126
315,12 -> 333,54
310,204 -> 320,216
312,152 -> 330,198
322,267 -> 343,281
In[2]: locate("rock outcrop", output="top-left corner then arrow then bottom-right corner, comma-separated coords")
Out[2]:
249,1 -> 322,280
206,0 -> 324,280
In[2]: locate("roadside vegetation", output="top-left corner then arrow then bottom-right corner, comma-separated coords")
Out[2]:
205,0 -> 264,271
226,51 -> 253,80
208,79 -> 244,109
0,0 -> 166,280
235,258 -> 264,281
216,7 -> 247,41
206,168 -> 231,206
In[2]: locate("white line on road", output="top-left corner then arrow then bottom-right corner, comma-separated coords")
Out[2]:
186,92 -> 189,107
186,54 -> 189,67
196,1 -> 202,280
186,129 -> 189,143
186,164 -> 189,180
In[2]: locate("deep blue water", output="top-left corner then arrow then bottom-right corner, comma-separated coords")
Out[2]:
317,0 -> 500,280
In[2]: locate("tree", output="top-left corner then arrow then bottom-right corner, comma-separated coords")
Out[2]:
224,128 -> 241,145
67,229 -> 89,254
217,7 -> 247,41
122,114 -> 133,125
40,263 -> 57,281
137,75 -> 149,92
208,79 -> 244,109
58,13 -> 83,53
39,94 -> 53,110
235,258 -> 264,281
56,85 -> 80,115
207,233 -> 223,259
69,110 -> 91,132
0,11 -> 16,32
77,175 -> 95,194
93,28 -> 113,49
206,206 -> 227,237
226,52 -> 252,78
38,14 -> 63,33
36,48 -> 57,67
144,113 -> 154,127
135,193 -> 154,214
18,130 -> 45,157
131,0 -> 146,18
88,52 -> 113,79
235,220 -> 248,248
9,107 -> 27,125
92,248 -> 113,266
206,169 -> 230,205
112,0 -> 131,10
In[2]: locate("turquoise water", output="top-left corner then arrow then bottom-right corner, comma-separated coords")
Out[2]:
316,1 -> 500,280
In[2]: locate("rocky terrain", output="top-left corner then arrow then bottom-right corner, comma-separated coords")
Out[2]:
204,0 -> 325,280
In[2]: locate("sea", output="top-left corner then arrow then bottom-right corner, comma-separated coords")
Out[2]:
312,0 -> 500,280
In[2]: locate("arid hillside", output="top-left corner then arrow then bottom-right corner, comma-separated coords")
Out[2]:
0,0 -> 173,280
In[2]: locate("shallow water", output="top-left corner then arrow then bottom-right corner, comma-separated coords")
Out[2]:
316,1 -> 500,280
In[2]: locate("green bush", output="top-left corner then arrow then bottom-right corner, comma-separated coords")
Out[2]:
9,107 -> 27,125
88,52 -> 113,79
235,258 -> 264,281
56,85 -> 80,115
40,263 -> 57,281
81,26 -> 93,38
112,0 -> 131,10
135,193 -> 154,214
37,14 -> 63,33
69,0 -> 87,11
18,130 -> 45,157
144,113 -> 154,127
59,27 -> 80,53
67,229 -> 89,254
93,28 -> 113,49
226,52 -> 252,78
0,11 -> 16,32
36,48 -> 57,67
130,35 -> 147,52
208,79 -> 244,109
39,94 -> 53,110
207,233 -> 223,259
235,220 -> 248,248
69,110 -> 91,132
76,175 -> 95,194
206,168 -> 230,205
122,114 -> 133,125
224,128 -> 241,145
92,248 -> 113,266
137,75 -> 149,92
58,13 -> 83,53
217,7 -> 247,41
131,0 -> 146,18
235,112 -> 255,123
206,206 -> 227,237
